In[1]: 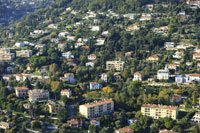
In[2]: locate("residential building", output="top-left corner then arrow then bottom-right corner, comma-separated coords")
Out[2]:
16,74 -> 31,82
166,64 -> 178,71
58,43 -> 67,51
15,42 -> 26,47
28,89 -> 49,102
58,32 -> 70,37
164,42 -> 176,48
188,73 -> 200,82
123,13 -> 136,19
15,87 -> 29,97
60,73 -> 76,84
88,54 -> 97,61
193,53 -> 200,60
186,0 -> 200,7
176,44 -> 194,50
173,50 -> 184,59
61,89 -> 72,98
47,101 -> 59,114
16,50 -> 32,58
30,30 -> 46,36
175,75 -> 189,84
67,35 -> 76,41
102,31 -> 109,36
126,25 -> 140,31
146,54 -> 159,61
67,119 -> 82,128
80,46 -> 90,52
141,104 -> 178,120
157,67 -> 169,80
91,26 -> 100,32
0,122 -> 12,130
153,26 -> 168,34
140,13 -> 152,21
95,38 -> 105,46
101,73 -> 108,82
170,95 -> 182,103
0,52 -> 15,62
186,62 -> 193,66
79,99 -> 114,118
197,63 -> 200,69
114,72 -> 122,81
50,38 -> 59,43
115,127 -> 134,133
128,118 -> 139,125
191,112 -> 200,123
159,129 -> 177,133
133,72 -> 142,81
86,61 -> 96,68
62,51 -> 74,59
35,44 -> 46,55
90,119 -> 100,128
125,52 -> 133,58
48,24 -> 57,29
90,82 -> 102,90
106,61 -> 125,71
194,47 -> 200,53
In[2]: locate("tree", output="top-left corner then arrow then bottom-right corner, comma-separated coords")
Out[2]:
57,106 -> 67,122
51,81 -> 63,93
23,78 -> 32,89
89,125 -> 99,133
31,121 -> 41,129
0,87 -> 9,98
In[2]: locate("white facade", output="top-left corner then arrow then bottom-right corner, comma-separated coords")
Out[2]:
86,61 -> 95,68
62,51 -> 74,59
90,82 -> 102,90
91,26 -> 100,32
88,54 -> 96,61
191,112 -> 200,123
61,89 -> 72,98
15,42 -> 25,47
28,89 -> 49,102
133,72 -> 142,81
16,50 -> 32,58
157,67 -> 169,80
101,73 -> 108,82
188,74 -> 200,82
15,87 -> 29,97
58,32 -> 70,37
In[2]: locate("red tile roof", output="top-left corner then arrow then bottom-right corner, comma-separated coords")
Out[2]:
81,99 -> 113,108
15,87 -> 29,91
188,73 -> 200,77
142,104 -> 178,110
116,127 -> 134,133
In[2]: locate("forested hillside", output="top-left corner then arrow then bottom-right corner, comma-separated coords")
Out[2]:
0,0 -> 200,132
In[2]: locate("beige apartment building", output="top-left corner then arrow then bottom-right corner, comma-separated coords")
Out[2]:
141,104 -> 178,120
16,50 -> 32,58
0,48 -> 15,62
79,99 -> 114,118
15,87 -> 29,97
28,89 -> 49,102
106,61 -> 125,71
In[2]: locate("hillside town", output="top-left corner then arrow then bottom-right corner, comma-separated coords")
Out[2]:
0,0 -> 200,132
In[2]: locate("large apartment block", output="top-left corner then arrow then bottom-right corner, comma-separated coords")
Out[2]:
16,50 -> 32,58
79,99 -> 114,118
106,61 -> 125,71
0,48 -> 15,62
141,104 -> 178,120
28,89 -> 49,102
